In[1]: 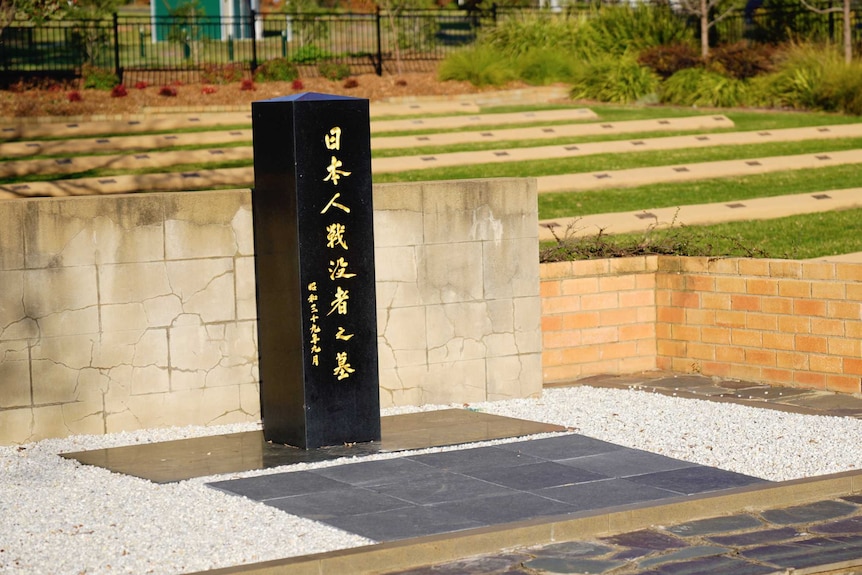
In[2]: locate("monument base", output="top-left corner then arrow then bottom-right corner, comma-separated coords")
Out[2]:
62,410 -> 565,483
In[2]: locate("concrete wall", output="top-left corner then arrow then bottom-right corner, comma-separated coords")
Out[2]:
0,179 -> 542,444
541,256 -> 862,395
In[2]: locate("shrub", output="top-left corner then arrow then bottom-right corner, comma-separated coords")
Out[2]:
81,65 -> 118,90
638,43 -> 701,79
515,48 -> 579,85
291,79 -> 304,90
318,62 -> 351,81
290,45 -> 331,64
134,81 -> 148,89
110,84 -> 128,98
438,45 -> 516,87
201,85 -> 217,94
708,41 -> 776,79
583,4 -> 694,57
752,43 -> 862,114
343,77 -> 359,89
482,11 -> 590,58
201,63 -> 245,85
570,55 -> 659,104
254,58 -> 299,82
240,78 -> 255,91
66,90 -> 83,102
158,85 -> 178,97
660,67 -> 748,107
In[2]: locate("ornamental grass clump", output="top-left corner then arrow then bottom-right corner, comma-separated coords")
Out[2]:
569,55 -> 659,104
659,67 -> 748,108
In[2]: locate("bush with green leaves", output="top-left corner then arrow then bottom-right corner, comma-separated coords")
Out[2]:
482,11 -> 590,58
583,4 -> 694,57
569,55 -> 659,104
659,67 -> 748,107
253,58 -> 299,82
638,43 -> 701,79
747,44 -> 862,114
318,62 -> 351,81
515,48 -> 579,85
290,45 -> 331,64
438,45 -> 517,86
81,65 -> 118,90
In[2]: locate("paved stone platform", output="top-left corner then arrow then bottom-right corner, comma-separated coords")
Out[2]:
382,495 -> 862,575
208,433 -> 764,543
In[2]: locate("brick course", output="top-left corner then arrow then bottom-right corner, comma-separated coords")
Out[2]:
541,256 -> 862,395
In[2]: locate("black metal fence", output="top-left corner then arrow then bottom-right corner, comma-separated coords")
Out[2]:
0,4 -> 858,87
0,9 -> 484,86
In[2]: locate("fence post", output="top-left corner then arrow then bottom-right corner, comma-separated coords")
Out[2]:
375,6 -> 383,76
113,13 -> 123,84
250,9 -> 258,73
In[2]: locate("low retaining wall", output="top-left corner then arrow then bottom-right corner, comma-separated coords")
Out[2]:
0,178 -> 542,444
541,256 -> 862,394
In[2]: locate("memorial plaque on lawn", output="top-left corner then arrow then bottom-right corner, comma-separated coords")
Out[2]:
251,93 -> 380,449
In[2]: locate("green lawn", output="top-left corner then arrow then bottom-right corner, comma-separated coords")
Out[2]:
544,207 -> 862,260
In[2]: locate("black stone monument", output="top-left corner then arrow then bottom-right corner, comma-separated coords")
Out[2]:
251,93 -> 380,449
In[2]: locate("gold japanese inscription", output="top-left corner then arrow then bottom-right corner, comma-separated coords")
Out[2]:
324,126 -> 342,150
328,257 -> 357,280
327,286 -> 349,316
325,223 -> 348,250
321,192 -> 351,215
333,351 -> 355,380
335,326 -> 354,341
323,156 -> 351,186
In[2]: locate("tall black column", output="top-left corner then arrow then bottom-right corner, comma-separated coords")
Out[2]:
251,93 -> 380,449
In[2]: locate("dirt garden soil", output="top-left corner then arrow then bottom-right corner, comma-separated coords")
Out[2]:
0,72 -> 531,118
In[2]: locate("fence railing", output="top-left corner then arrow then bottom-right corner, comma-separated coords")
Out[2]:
0,4 -> 858,87
0,9 -> 484,86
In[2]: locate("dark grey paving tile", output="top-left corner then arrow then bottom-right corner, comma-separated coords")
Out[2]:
265,487 -> 411,520
431,491 -> 574,525
811,516 -> 862,534
602,529 -> 688,551
665,514 -> 764,537
498,434 -> 624,461
522,557 -> 625,574
324,505 -> 485,541
461,461 -> 608,490
842,495 -> 862,505
627,466 -> 765,495
740,536 -> 862,570
640,555 -> 776,575
312,457 -> 438,487
706,526 -> 802,547
638,546 -> 730,569
368,472 -> 516,505
406,445 -> 542,473
207,470 -> 349,501
761,499 -> 858,525
529,541 -> 615,559
558,448 -> 697,479
538,478 -> 680,511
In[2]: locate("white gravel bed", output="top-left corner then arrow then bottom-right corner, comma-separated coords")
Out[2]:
2,385 -> 861,575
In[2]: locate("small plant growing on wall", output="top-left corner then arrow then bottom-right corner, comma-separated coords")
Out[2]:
110,85 -> 128,98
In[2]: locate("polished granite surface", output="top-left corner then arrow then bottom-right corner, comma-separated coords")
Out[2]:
61,409 -> 565,483
209,433 -> 767,542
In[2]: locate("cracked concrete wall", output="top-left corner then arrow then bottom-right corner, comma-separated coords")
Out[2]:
0,179 -> 542,444
374,179 -> 543,407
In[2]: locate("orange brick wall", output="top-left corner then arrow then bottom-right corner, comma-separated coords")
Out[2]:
540,257 -> 659,383
540,256 -> 862,394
